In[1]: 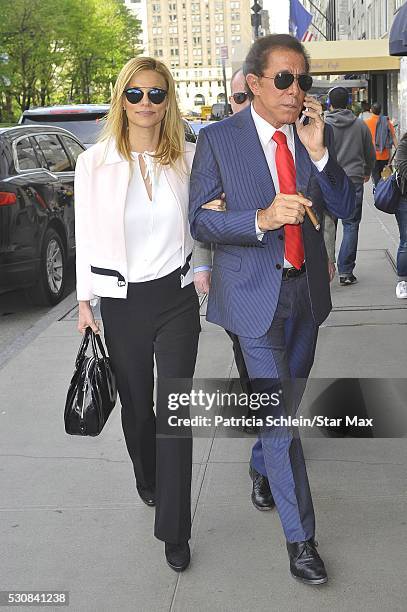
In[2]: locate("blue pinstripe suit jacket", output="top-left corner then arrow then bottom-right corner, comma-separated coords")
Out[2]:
188,106 -> 355,337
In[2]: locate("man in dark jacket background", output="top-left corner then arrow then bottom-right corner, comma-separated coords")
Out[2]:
325,87 -> 376,286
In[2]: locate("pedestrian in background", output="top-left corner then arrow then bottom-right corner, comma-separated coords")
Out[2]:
365,102 -> 398,186
325,86 -> 376,286
193,67 -> 255,431
74,56 -> 206,572
394,132 -> 407,299
229,67 -> 251,114
359,100 -> 372,121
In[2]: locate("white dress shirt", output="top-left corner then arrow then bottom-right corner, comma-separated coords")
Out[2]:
250,104 -> 328,267
124,152 -> 182,282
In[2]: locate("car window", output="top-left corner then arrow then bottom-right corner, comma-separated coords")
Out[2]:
60,136 -> 84,168
34,133 -> 73,172
22,115 -> 105,145
15,137 -> 41,171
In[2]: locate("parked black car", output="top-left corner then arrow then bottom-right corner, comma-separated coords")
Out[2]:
20,104 -> 197,146
0,125 -> 85,304
19,105 -> 109,148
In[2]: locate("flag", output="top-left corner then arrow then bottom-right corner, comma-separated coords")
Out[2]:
302,30 -> 314,42
289,0 -> 313,41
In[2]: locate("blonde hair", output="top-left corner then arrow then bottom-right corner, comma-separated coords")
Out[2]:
100,56 -> 185,168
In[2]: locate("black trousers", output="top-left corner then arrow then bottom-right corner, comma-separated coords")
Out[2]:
100,268 -> 200,543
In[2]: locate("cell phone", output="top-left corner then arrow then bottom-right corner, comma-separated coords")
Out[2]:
299,105 -> 308,124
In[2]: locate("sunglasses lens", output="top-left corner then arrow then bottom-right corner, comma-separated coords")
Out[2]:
148,89 -> 167,104
299,74 -> 313,92
233,92 -> 248,104
125,89 -> 143,104
274,73 -> 295,90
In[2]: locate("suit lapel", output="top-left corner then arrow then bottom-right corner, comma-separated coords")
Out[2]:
233,107 -> 276,205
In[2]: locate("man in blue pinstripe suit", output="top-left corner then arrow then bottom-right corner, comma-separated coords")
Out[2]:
189,34 -> 355,585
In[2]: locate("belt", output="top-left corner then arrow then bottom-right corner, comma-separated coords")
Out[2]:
282,262 -> 306,280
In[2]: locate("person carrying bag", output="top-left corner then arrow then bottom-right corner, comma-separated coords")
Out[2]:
73,56 -> 212,572
374,133 -> 407,298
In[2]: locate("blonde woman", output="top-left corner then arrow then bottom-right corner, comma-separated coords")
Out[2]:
74,57 -> 207,571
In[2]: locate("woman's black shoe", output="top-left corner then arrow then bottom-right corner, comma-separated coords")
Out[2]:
165,542 -> 190,572
137,486 -> 156,507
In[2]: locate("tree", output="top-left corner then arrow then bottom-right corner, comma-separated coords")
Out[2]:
0,0 -> 142,120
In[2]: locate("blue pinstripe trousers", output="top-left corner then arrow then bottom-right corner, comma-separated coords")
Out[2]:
238,273 -> 318,543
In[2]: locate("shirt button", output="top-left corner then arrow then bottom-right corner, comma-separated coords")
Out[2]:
276,263 -> 282,270
278,234 -> 283,240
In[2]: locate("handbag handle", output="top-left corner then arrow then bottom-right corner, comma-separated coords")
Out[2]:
75,327 -> 92,366
76,327 -> 108,365
90,329 -> 108,361
389,148 -> 397,165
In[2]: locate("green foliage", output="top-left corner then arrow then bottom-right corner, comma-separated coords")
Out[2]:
0,0 -> 142,120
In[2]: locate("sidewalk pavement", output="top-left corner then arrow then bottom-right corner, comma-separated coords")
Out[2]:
1,185 -> 407,612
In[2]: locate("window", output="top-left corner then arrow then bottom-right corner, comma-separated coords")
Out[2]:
34,134 -> 72,172
194,94 -> 205,106
61,136 -> 83,168
15,137 -> 41,171
231,24 -> 240,32
152,3 -> 161,12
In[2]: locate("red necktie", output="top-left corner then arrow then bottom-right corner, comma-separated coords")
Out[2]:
272,131 -> 304,270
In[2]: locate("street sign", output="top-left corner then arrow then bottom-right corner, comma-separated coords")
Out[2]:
220,46 -> 228,60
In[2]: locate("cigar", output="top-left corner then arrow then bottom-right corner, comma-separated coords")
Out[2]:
298,192 -> 320,231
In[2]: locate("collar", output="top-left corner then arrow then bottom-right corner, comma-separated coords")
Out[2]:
250,104 -> 294,149
104,139 -> 127,164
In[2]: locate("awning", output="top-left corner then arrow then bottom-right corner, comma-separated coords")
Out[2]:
389,2 -> 407,56
303,39 -> 400,74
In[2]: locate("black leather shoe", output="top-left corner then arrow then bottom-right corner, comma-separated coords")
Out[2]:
287,538 -> 328,585
165,542 -> 190,572
137,486 -> 156,507
249,464 -> 275,511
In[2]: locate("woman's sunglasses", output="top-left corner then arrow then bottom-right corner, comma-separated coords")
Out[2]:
231,91 -> 249,105
123,87 -> 168,105
262,72 -> 313,92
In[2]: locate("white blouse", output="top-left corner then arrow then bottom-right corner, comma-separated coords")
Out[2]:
124,152 -> 183,283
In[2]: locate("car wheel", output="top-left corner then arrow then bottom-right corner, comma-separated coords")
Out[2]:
27,228 -> 66,305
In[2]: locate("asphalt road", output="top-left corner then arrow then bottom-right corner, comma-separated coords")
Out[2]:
0,264 -> 76,358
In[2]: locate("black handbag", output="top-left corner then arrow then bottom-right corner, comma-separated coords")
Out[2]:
64,327 -> 117,436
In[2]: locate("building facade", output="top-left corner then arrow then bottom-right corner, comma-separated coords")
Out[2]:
123,0 -> 149,53
144,0 -> 253,113
339,0 -> 403,132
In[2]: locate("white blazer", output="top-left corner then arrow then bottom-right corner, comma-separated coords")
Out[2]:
74,139 -> 196,303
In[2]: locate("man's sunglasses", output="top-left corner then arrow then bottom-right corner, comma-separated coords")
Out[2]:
262,72 -> 313,92
231,91 -> 249,104
123,87 -> 167,105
